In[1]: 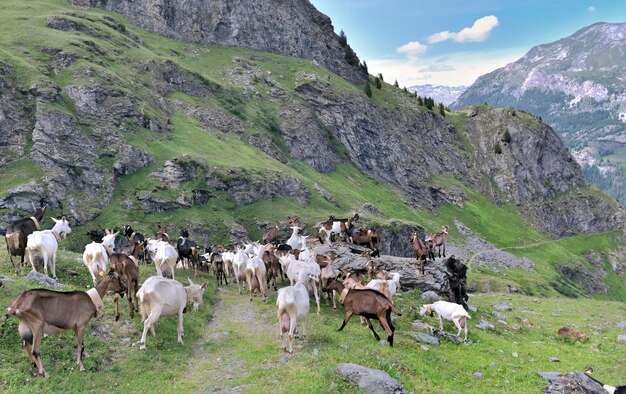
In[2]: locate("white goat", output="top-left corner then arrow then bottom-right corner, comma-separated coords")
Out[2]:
276,271 -> 316,353
245,254 -> 267,302
146,239 -> 178,279
366,271 -> 401,302
420,300 -> 471,341
26,217 -> 72,279
287,260 -> 320,313
101,232 -> 117,255
82,242 -> 109,286
232,247 -> 249,294
286,226 -> 302,250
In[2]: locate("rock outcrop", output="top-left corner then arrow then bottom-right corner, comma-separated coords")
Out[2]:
68,0 -> 366,83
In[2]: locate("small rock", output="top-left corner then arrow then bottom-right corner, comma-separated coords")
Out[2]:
121,337 -> 131,345
420,291 -> 441,301
410,332 -> 440,346
411,320 -> 430,331
617,321 -> 626,329
512,352 -> 519,358
511,325 -> 522,330
617,335 -> 626,342
334,363 -> 404,394
476,320 -> 496,331
498,320 -> 507,325
329,382 -> 338,391
492,312 -> 506,320
1,275 -> 14,282
549,357 -> 560,362
125,320 -> 132,325
468,305 -> 477,313
279,356 -> 289,363
313,348 -> 320,356
420,345 -> 429,351
339,343 -> 349,350
493,302 -> 512,311
473,371 -> 483,378
25,271 -> 62,287
489,363 -> 496,369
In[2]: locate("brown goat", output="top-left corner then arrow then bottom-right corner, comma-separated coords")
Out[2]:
263,248 -> 281,291
263,221 -> 281,245
4,203 -> 46,274
211,251 -> 228,286
409,232 -> 428,275
352,229 -> 381,256
557,327 -> 588,342
324,280 -> 401,346
5,270 -> 125,377
428,225 -> 449,259
154,224 -> 170,242
109,253 -> 139,320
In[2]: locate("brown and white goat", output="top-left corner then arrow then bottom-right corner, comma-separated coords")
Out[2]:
428,225 -> 449,259
410,232 -> 429,274
324,279 -> 401,346
5,270 -> 125,377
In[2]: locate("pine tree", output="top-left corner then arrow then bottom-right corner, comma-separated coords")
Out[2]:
364,81 -> 372,98
339,30 -> 347,47
394,80 -> 399,88
417,96 -> 424,106
494,142 -> 502,154
502,129 -> 512,143
378,73 -> 384,82
438,103 -> 445,116
362,61 -> 368,73
374,77 -> 382,89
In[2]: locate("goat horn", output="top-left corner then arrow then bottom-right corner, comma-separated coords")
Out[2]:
31,202 -> 36,211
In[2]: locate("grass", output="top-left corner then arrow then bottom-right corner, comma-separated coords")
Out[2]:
0,160 -> 44,195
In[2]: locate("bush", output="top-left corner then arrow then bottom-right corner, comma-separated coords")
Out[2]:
494,142 -> 502,154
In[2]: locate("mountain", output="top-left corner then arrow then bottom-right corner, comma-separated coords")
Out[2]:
453,22 -> 626,206
407,84 -> 466,106
0,0 -> 624,300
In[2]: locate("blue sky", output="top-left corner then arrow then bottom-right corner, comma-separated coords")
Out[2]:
309,0 -> 626,86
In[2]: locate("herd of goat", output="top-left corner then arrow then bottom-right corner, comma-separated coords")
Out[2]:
2,204 -> 464,378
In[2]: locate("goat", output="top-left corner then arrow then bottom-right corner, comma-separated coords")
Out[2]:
263,221 -> 281,245
232,247 -> 248,294
176,229 -> 199,272
245,254 -> 267,302
324,279 -> 401,346
410,232 -> 429,275
319,254 -> 339,309
583,372 -> 626,394
85,229 -> 105,243
26,217 -> 72,279
352,228 -> 381,256
136,276 -> 206,350
420,300 -> 471,341
82,241 -> 109,286
123,225 -> 145,245
154,224 -> 170,242
276,271 -> 317,353
262,246 -> 281,291
287,260 -> 321,313
101,231 -> 118,255
428,225 -> 449,259
211,251 -> 228,286
146,239 -> 178,279
4,203 -> 46,274
5,270 -> 125,377
556,327 -> 588,342
318,213 -> 359,244
109,253 -> 140,320
285,226 -> 303,250
366,271 -> 401,303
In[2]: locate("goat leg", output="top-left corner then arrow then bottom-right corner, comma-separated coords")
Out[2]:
364,318 -> 381,341
115,294 -> 121,322
338,311 -> 354,331
75,326 -> 86,371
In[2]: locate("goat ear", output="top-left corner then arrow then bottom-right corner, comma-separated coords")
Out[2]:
201,282 -> 208,289
51,217 -> 58,223
31,202 -> 36,211
42,204 -> 48,211
188,277 -> 193,286
113,231 -> 119,237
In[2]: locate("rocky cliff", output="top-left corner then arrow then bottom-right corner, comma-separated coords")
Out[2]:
0,2 -> 623,244
69,0 -> 366,83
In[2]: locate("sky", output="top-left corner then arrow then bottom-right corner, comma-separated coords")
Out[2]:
309,0 -> 626,87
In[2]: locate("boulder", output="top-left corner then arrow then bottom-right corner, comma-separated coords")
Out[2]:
542,371 -> 610,394
26,271 -> 62,288
410,332 -> 440,346
334,363 -> 404,394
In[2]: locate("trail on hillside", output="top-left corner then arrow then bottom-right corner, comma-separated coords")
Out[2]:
184,285 -> 282,393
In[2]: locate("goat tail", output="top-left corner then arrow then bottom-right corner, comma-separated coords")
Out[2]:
390,304 -> 402,316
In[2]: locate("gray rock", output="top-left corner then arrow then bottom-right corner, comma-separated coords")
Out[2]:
420,291 -> 441,301
411,320 -> 430,332
538,372 -> 561,382
25,271 -> 62,288
468,305 -> 477,313
616,321 -> 626,329
476,320 -> 495,331
493,302 -> 513,311
473,372 -> 483,378
549,357 -> 560,362
542,371 -> 610,393
617,335 -> 626,342
121,337 -> 131,345
0,275 -> 14,282
489,363 -> 496,369
410,332 -> 440,346
512,352 -> 519,358
492,311 -> 506,320
334,363 -> 404,394
279,356 -> 289,363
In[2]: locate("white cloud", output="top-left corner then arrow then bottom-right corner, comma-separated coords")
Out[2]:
587,6 -> 596,12
367,48 -> 523,87
428,15 -> 500,44
396,41 -> 428,57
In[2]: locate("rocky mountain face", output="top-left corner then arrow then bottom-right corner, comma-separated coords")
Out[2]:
453,22 -> 626,206
68,0 -> 366,83
0,3 -> 623,245
407,84 -> 467,106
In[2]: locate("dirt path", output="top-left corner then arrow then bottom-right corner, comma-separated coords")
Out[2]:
184,285 -> 282,393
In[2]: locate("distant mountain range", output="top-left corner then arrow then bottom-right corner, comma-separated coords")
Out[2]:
453,22 -> 626,207
407,84 -> 467,106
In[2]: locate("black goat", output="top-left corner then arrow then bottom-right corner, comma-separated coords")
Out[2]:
5,203 -> 46,273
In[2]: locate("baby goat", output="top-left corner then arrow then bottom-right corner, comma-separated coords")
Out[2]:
420,300 -> 471,341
